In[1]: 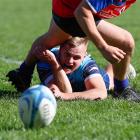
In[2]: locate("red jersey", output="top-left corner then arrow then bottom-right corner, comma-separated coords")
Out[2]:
52,0 -> 81,17
52,0 -> 136,19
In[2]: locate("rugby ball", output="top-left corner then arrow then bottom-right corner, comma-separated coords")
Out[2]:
18,84 -> 57,128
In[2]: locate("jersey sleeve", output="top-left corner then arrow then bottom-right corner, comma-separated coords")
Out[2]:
85,0 -> 136,19
83,60 -> 101,82
85,0 -> 112,13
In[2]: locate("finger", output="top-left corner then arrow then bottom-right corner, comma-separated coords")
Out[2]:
114,49 -> 126,59
54,93 -> 60,98
120,50 -> 126,55
115,51 -> 125,60
112,54 -> 121,63
118,50 -> 126,57
117,48 -> 126,55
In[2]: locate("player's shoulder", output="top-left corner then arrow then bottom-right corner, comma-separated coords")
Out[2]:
81,54 -> 97,70
81,55 -> 100,78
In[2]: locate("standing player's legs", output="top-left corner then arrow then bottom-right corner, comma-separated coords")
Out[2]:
97,20 -> 140,101
6,19 -> 72,92
25,19 -> 72,65
97,20 -> 134,80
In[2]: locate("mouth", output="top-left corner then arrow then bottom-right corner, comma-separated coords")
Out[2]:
62,64 -> 73,70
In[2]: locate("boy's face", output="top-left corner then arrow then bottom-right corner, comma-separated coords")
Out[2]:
59,43 -> 87,74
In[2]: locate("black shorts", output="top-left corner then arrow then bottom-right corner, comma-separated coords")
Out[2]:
53,12 -> 101,37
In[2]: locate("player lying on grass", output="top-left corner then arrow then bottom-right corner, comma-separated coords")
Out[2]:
6,0 -> 139,102
36,37 -> 138,101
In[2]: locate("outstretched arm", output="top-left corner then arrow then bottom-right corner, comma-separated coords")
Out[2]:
74,0 -> 126,63
52,75 -> 107,100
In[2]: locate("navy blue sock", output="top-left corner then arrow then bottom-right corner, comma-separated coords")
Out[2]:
114,78 -> 129,93
19,61 -> 35,76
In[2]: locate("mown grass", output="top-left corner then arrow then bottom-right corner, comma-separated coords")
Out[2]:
0,0 -> 140,140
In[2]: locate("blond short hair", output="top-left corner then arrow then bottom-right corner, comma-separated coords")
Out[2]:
61,37 -> 88,48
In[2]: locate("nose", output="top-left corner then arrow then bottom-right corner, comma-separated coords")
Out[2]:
67,57 -> 73,64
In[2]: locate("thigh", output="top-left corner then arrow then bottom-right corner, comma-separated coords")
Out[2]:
38,18 -> 72,48
97,20 -> 131,49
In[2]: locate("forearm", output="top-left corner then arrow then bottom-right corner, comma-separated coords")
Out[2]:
61,88 -> 107,100
52,62 -> 72,93
74,2 -> 108,50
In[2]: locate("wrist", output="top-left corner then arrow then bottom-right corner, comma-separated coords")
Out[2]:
96,41 -> 108,50
52,62 -> 62,71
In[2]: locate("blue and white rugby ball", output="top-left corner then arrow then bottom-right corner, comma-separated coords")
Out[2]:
18,84 -> 57,128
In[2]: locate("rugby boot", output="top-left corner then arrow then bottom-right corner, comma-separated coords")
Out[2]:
6,69 -> 32,92
114,87 -> 140,102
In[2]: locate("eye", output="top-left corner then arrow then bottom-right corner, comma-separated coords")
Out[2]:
73,56 -> 81,60
65,52 -> 71,58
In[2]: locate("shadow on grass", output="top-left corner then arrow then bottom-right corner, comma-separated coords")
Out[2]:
0,126 -> 23,132
0,89 -> 20,99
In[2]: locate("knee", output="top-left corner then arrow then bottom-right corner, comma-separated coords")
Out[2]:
32,33 -> 54,49
122,31 -> 135,55
31,36 -> 53,56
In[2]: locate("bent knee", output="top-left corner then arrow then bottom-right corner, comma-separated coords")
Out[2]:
122,31 -> 135,55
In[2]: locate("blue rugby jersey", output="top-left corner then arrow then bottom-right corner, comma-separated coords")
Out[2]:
37,48 -> 110,92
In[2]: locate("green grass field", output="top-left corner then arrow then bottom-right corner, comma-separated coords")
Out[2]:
0,0 -> 140,140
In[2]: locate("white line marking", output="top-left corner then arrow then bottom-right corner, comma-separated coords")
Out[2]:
0,56 -> 22,65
